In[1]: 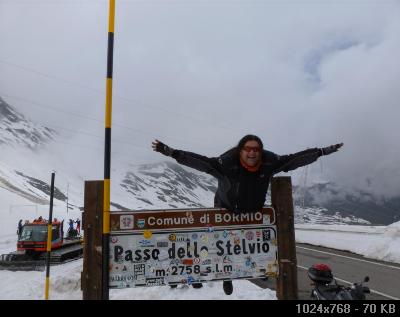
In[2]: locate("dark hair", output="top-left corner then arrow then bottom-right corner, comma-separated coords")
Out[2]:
237,134 -> 263,151
221,134 -> 263,157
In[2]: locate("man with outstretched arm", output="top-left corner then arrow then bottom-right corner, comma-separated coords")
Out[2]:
152,135 -> 343,295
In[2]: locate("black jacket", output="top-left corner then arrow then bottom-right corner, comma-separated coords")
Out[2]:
172,147 -> 322,213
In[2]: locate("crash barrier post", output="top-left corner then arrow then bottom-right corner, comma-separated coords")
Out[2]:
271,176 -> 298,300
81,181 -> 103,300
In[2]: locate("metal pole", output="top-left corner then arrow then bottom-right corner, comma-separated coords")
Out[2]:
45,172 -> 55,300
66,182 -> 69,213
102,0 -> 115,300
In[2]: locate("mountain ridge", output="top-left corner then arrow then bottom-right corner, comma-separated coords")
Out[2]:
0,96 -> 398,225
0,97 -> 56,150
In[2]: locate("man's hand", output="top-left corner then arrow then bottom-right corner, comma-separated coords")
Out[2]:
321,143 -> 344,156
152,139 -> 175,157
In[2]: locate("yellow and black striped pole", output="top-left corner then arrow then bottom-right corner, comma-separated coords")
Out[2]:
45,172 -> 55,300
102,0 -> 115,300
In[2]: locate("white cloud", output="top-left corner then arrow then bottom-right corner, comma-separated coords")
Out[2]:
1,0 -> 399,196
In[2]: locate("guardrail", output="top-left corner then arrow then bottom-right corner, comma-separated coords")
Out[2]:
295,224 -> 386,235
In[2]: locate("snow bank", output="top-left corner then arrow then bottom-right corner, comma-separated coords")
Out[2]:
295,222 -> 400,264
0,258 -> 276,300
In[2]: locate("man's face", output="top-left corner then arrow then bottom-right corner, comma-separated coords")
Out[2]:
240,140 -> 261,167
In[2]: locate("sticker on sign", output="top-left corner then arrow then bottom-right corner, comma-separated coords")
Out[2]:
120,215 -> 134,230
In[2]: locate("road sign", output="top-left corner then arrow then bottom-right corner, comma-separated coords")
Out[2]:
109,207 -> 277,288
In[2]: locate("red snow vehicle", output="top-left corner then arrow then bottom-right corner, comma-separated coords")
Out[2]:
0,219 -> 83,271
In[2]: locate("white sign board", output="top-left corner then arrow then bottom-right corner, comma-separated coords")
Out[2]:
109,208 -> 278,288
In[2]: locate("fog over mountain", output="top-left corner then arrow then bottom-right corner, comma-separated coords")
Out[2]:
1,97 -> 399,225
1,1 -> 399,223
0,97 -> 56,150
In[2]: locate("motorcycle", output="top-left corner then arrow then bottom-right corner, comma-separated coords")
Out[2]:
308,263 -> 371,300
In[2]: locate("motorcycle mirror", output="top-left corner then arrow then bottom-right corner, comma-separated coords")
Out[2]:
364,276 -> 370,283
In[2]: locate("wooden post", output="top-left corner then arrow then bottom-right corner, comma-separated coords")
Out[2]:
81,181 -> 104,300
271,176 -> 298,300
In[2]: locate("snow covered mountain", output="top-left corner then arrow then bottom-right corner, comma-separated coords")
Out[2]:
0,96 -> 398,231
0,97 -> 56,150
117,161 -> 217,210
0,156 -> 371,230
292,182 -> 400,225
115,163 -> 373,225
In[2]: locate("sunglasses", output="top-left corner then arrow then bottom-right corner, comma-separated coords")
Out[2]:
242,146 -> 261,153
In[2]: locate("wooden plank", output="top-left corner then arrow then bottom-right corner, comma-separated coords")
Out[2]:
271,177 -> 298,300
81,181 -> 103,300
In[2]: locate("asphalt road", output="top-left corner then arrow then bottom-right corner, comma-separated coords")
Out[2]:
252,243 -> 400,300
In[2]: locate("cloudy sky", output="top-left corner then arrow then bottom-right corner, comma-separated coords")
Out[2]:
1,0 -> 400,197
